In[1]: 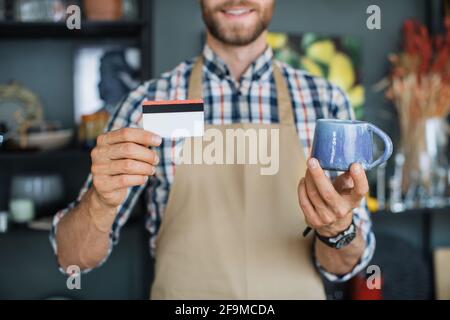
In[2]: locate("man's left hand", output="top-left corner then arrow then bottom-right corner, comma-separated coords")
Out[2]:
297,158 -> 369,238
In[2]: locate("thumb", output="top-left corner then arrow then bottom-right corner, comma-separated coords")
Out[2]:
333,172 -> 354,192
345,163 -> 369,204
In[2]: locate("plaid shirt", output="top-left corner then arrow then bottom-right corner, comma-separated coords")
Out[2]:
50,45 -> 375,282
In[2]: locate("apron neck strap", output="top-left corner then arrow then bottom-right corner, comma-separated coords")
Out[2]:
188,57 -> 204,101
188,56 -> 295,125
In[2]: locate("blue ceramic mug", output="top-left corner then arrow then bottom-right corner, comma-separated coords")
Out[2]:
311,119 -> 393,171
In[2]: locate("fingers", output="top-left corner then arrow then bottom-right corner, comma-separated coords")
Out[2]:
347,163 -> 369,204
92,143 -> 159,165
298,178 -> 322,229
298,161 -> 368,235
305,158 -> 353,220
92,159 -> 156,176
304,171 -> 336,225
93,174 -> 149,193
306,158 -> 341,208
333,172 -> 354,193
97,128 -> 162,147
90,128 -> 162,208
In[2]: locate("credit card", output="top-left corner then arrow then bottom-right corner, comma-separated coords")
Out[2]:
142,100 -> 204,138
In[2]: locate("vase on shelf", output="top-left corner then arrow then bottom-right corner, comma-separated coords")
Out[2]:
390,117 -> 449,211
83,0 -> 123,21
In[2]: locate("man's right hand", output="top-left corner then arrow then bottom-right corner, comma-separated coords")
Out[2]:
90,128 -> 162,209
55,127 -> 162,270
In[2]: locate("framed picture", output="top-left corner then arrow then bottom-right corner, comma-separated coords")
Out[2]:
267,32 -> 364,119
73,46 -> 141,123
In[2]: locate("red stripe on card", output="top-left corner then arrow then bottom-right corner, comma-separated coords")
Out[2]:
294,72 -> 311,149
143,99 -> 204,106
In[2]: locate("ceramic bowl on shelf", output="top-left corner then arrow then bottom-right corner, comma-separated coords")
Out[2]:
11,129 -> 74,151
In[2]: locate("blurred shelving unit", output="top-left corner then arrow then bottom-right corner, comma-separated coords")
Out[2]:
0,0 -> 154,200
0,0 -> 153,79
0,0 -> 154,264
0,3 -> 154,293
0,20 -> 144,38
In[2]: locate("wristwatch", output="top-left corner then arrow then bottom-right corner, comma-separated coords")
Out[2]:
315,219 -> 357,249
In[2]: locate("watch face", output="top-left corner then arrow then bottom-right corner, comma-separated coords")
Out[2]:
335,232 -> 357,249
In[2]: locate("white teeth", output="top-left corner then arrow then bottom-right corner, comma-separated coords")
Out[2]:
225,9 -> 250,15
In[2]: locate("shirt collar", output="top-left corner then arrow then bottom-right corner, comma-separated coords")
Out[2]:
202,44 -> 274,82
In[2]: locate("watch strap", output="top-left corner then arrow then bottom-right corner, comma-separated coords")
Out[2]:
315,219 -> 356,249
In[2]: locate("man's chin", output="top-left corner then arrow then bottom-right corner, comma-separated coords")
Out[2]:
205,15 -> 267,46
218,34 -> 260,46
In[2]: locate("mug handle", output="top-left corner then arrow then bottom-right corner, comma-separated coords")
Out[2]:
366,124 -> 393,170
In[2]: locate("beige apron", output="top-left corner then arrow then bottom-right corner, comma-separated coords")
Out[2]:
150,58 -> 325,300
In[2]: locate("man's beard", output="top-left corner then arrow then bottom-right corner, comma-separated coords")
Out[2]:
201,0 -> 273,46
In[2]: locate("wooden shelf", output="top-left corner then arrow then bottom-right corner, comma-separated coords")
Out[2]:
0,21 -> 145,39
0,147 -> 90,159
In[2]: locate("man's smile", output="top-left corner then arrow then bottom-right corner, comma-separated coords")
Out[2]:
220,7 -> 255,19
